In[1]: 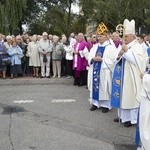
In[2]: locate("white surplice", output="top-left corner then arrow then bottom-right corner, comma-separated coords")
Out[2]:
139,74 -> 150,150
87,41 -> 117,108
118,40 -> 147,124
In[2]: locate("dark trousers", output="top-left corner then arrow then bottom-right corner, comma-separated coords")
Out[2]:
74,70 -> 87,86
6,65 -> 11,77
79,70 -> 87,85
23,57 -> 32,76
66,60 -> 73,76
61,57 -> 66,76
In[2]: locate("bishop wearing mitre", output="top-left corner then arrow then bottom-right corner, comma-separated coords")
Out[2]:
111,19 -> 147,127
88,23 -> 117,113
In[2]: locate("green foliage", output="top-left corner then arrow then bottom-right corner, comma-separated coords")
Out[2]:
27,0 -> 79,36
1,0 -> 150,35
0,0 -> 26,35
80,0 -> 150,33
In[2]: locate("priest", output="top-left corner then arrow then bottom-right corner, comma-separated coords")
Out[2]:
138,73 -> 150,150
88,23 -> 117,113
111,19 -> 147,127
73,33 -> 89,86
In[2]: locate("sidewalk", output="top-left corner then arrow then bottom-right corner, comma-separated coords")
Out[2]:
0,76 -> 74,86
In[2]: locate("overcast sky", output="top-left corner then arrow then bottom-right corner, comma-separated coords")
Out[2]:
71,3 -> 79,14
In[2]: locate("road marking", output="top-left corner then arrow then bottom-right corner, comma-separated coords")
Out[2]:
51,99 -> 76,103
13,100 -> 34,104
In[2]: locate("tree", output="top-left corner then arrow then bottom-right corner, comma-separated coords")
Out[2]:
27,0 -> 78,36
0,0 -> 26,35
79,0 -> 150,33
2,0 -> 150,35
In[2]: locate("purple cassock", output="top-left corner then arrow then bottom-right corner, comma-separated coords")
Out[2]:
73,40 -> 88,78
87,41 -> 97,50
87,41 -> 93,50
114,40 -> 122,48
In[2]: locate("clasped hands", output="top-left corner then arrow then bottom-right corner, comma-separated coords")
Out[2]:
92,55 -> 103,62
117,43 -> 128,60
74,51 -> 78,55
42,50 -> 48,55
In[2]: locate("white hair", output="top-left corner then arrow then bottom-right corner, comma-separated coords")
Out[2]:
6,35 -> 12,40
53,35 -> 59,40
42,32 -> 48,36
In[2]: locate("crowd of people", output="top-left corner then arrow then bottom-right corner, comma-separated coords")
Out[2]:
0,28 -> 149,81
0,19 -> 150,149
0,32 -> 73,79
0,31 -> 99,81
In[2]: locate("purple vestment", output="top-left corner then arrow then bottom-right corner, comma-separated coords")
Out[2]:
73,41 -> 89,77
114,40 -> 122,48
73,40 -> 88,72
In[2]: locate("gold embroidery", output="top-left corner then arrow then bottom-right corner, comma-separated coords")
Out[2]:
115,79 -> 121,85
113,91 -> 120,98
97,22 -> 109,35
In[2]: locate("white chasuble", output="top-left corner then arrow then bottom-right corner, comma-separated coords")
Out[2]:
121,40 -> 147,109
88,41 -> 117,107
139,74 -> 150,150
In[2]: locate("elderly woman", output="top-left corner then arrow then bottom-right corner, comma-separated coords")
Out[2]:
8,40 -> 23,79
4,36 -> 12,51
0,34 -> 8,79
4,35 -> 12,77
51,35 -> 64,77
28,35 -> 40,77
37,35 -> 42,42
49,34 -> 53,44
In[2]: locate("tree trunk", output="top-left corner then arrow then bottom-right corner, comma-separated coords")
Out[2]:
9,24 -> 12,35
67,0 -> 72,36
18,21 -> 23,35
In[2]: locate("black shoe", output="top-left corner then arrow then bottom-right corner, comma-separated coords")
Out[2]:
114,118 -> 122,122
46,76 -> 50,78
13,75 -> 17,78
90,105 -> 98,111
124,121 -> 132,127
40,76 -> 44,78
73,81 -> 79,86
73,78 -> 79,86
102,107 -> 109,113
73,82 -> 78,86
78,83 -> 84,86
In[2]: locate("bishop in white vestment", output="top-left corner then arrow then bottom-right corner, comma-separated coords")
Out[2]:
88,32 -> 117,113
111,19 -> 147,127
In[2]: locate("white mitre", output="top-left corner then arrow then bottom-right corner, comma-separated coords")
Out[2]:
123,19 -> 135,35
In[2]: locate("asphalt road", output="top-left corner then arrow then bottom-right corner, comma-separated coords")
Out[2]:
0,77 -> 137,150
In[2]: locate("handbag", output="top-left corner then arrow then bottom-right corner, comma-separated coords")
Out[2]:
2,57 -> 11,66
43,55 -> 47,62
